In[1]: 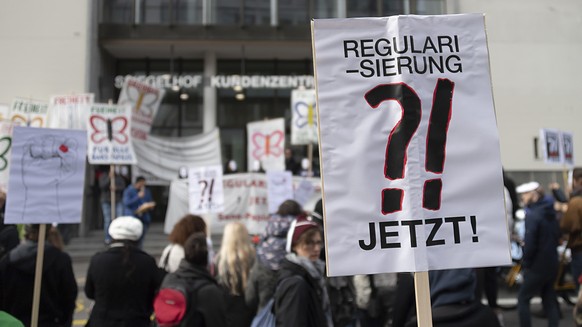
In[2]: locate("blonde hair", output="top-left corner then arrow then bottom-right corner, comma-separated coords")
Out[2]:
217,222 -> 256,295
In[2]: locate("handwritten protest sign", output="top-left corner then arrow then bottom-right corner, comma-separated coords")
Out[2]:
247,118 -> 285,171
10,98 -> 49,127
118,77 -> 165,140
313,14 -> 510,276
87,103 -> 137,165
291,89 -> 318,145
0,122 -> 13,192
5,127 -> 87,224
189,165 -> 225,214
48,93 -> 94,129
267,171 -> 294,213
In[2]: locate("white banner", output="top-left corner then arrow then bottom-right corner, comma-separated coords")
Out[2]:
48,93 -> 94,130
118,77 -> 166,140
313,14 -> 510,276
87,103 -> 137,165
267,171 -> 294,213
0,122 -> 13,192
188,165 -> 225,214
291,89 -> 318,145
164,173 -> 322,235
5,127 -> 87,224
10,98 -> 49,127
247,118 -> 285,172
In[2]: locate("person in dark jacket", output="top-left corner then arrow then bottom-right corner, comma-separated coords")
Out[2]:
158,232 -> 227,326
516,182 -> 560,327
275,216 -> 332,327
85,216 -> 165,327
0,224 -> 77,327
0,191 -> 18,260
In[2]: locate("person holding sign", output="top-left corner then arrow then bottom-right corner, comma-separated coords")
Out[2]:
99,168 -> 126,244
516,182 -> 560,327
122,176 -> 155,247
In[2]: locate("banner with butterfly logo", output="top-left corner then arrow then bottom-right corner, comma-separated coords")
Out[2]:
0,121 -> 13,192
87,103 -> 137,165
291,89 -> 318,145
118,77 -> 166,140
48,94 -> 94,130
188,165 -> 225,214
247,118 -> 285,172
9,98 -> 49,128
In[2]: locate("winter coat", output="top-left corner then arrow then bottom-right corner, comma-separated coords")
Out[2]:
522,195 -> 560,276
274,258 -> 328,327
162,260 -> 227,327
85,244 -> 165,327
561,191 -> 582,252
0,225 -> 19,259
0,241 -> 77,327
245,259 -> 278,313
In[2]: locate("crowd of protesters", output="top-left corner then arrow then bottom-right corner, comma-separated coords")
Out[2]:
3,167 -> 582,326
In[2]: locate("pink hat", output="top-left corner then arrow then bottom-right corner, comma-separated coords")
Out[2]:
285,215 -> 320,253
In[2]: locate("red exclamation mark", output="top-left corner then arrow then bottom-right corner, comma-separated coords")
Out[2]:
423,79 -> 454,211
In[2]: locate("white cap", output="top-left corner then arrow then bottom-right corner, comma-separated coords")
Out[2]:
516,182 -> 540,194
109,216 -> 143,241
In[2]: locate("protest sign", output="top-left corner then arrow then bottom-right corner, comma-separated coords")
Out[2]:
0,104 -> 9,121
0,121 -> 13,192
247,118 -> 285,171
294,179 -> 315,206
118,77 -> 165,140
10,98 -> 49,127
540,129 -> 575,167
267,171 -> 294,213
48,93 -> 94,129
291,89 -> 318,145
5,126 -> 87,224
188,165 -> 225,214
87,103 -> 137,165
313,14 -> 510,276
562,131 -> 574,167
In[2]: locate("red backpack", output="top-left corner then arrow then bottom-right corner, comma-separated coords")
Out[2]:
154,274 -> 209,327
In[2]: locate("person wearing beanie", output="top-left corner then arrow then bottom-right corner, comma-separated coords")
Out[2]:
85,216 -> 165,327
275,216 -> 332,327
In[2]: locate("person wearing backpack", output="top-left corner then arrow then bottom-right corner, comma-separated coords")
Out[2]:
155,232 -> 227,327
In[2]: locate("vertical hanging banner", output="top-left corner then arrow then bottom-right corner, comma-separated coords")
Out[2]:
118,77 -> 166,140
291,89 -> 318,145
561,131 -> 574,167
0,121 -> 13,192
48,93 -> 94,130
9,98 -> 49,127
5,126 -> 87,224
188,165 -> 225,214
87,103 -> 137,165
540,129 -> 562,164
313,14 -> 510,276
247,118 -> 285,171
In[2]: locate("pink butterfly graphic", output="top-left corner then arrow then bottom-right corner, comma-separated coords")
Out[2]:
252,131 -> 284,160
89,115 -> 129,144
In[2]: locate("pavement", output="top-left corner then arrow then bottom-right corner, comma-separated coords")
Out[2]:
66,223 -> 578,326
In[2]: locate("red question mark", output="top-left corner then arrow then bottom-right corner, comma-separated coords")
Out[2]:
364,78 -> 454,214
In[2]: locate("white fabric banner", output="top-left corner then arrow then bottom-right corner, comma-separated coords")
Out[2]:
5,127 -> 87,224
291,89 -> 318,145
313,14 -> 510,276
165,173 -> 322,235
132,129 -> 222,185
188,165 -> 225,214
87,103 -> 137,165
48,94 -> 94,130
118,77 -> 166,140
10,98 -> 49,127
247,118 -> 285,172
0,121 -> 13,192
267,171 -> 294,213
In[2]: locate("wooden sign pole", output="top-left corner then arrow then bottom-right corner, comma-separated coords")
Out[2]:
110,164 -> 116,221
31,224 -> 47,327
414,271 -> 433,327
307,143 -> 313,175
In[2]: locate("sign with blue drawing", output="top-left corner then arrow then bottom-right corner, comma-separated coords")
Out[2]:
4,126 -> 87,224
291,89 -> 318,145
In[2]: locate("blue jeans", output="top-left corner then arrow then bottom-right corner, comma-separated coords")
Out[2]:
101,201 -> 124,243
571,250 -> 582,290
517,268 -> 559,327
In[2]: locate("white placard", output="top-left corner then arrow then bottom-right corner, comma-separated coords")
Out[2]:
562,131 -> 574,167
0,104 -> 9,121
313,14 -> 510,276
291,89 -> 318,145
294,179 -> 315,206
267,171 -> 294,213
118,77 -> 166,140
540,129 -> 562,164
247,118 -> 285,171
48,93 -> 94,129
0,122 -> 13,192
87,103 -> 137,165
5,127 -> 87,224
188,165 -> 225,214
10,98 -> 49,127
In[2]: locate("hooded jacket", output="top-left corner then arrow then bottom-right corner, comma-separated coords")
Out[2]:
0,241 -> 77,327
522,195 -> 560,275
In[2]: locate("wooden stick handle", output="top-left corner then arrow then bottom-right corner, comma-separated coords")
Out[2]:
31,224 -> 47,327
414,271 -> 433,327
